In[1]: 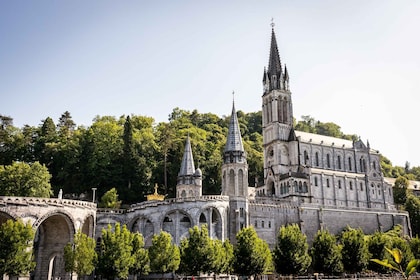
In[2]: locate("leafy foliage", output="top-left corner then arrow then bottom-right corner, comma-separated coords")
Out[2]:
405,194 -> 420,236
0,219 -> 35,277
371,247 -> 420,280
340,227 -> 370,273
98,187 -> 121,209
234,227 -> 273,276
311,229 -> 343,275
179,225 -> 213,275
0,161 -> 52,197
148,231 -> 180,274
273,224 -> 311,275
64,230 -> 97,278
97,223 -> 148,280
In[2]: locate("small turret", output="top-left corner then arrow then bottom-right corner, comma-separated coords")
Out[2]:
176,135 -> 202,198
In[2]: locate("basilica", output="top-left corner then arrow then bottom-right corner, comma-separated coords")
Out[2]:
95,26 -> 410,247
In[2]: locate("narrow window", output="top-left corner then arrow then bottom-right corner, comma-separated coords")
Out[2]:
315,152 -> 320,167
349,181 -> 353,190
268,221 -> 271,228
327,179 -> 330,188
262,221 -> 265,228
338,180 -> 342,189
327,154 -> 331,168
348,157 -> 352,171
338,155 -> 342,169
314,177 -> 318,187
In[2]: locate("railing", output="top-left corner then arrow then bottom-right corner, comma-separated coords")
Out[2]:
0,196 -> 97,209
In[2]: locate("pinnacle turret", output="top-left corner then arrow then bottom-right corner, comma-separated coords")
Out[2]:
224,101 -> 244,153
179,135 -> 195,176
223,99 -> 246,164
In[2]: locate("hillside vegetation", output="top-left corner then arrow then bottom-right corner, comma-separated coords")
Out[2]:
1,110 -> 418,204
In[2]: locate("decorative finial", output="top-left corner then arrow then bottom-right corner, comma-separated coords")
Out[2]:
271,18 -> 275,28
232,90 -> 235,102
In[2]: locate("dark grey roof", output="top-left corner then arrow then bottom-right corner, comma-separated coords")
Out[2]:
224,102 -> 244,152
179,135 -> 195,176
267,28 -> 282,77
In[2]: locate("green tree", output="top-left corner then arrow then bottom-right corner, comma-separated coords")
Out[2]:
394,176 -> 410,205
148,231 -> 180,275
64,230 -> 97,279
97,223 -> 135,280
130,232 -> 150,277
234,227 -> 273,277
405,194 -> 420,236
273,224 -> 311,275
367,230 -> 393,272
311,229 -> 343,275
179,225 -> 213,275
98,187 -> 121,209
340,227 -> 370,273
0,161 -> 52,197
0,219 -> 35,278
410,236 -> 420,259
208,239 -> 234,274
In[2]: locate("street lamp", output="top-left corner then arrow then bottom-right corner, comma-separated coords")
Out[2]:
92,188 -> 97,203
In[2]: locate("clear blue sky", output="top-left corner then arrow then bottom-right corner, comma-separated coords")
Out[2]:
1,1 -> 419,167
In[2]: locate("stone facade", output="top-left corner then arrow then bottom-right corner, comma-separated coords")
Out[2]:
0,196 -> 96,280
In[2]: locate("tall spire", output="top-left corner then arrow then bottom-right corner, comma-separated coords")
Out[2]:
224,94 -> 244,153
267,24 -> 282,78
179,135 -> 195,176
264,20 -> 290,93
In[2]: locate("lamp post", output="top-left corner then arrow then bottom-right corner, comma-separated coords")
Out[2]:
92,188 -> 97,203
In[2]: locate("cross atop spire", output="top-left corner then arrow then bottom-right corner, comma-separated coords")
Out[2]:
271,18 -> 275,29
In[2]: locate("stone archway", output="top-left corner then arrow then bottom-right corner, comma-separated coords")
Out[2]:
162,210 -> 192,244
198,207 -> 223,240
81,215 -> 95,236
130,216 -> 154,247
32,213 -> 75,280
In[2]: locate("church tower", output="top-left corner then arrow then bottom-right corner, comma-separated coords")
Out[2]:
221,99 -> 248,197
176,135 -> 202,198
262,25 -> 301,195
222,98 -> 249,241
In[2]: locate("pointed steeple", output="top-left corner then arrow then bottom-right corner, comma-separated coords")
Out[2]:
267,27 -> 282,78
264,21 -> 289,93
179,135 -> 195,176
224,98 -> 244,153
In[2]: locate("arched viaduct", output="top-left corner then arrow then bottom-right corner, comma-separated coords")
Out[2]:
0,196 -> 96,280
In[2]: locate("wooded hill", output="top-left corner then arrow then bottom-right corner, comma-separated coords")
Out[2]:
1,109 -> 418,205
